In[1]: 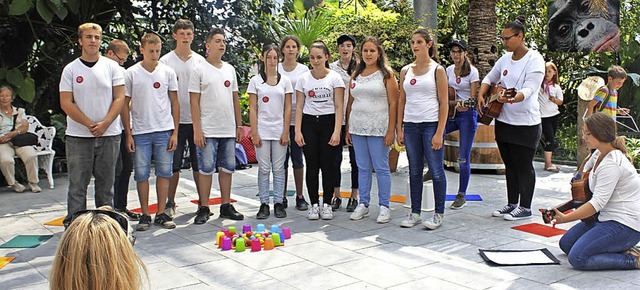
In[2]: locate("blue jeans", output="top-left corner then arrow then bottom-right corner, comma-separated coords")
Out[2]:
133,130 -> 174,182
445,110 -> 477,195
560,220 -> 640,270
351,135 -> 391,207
64,135 -> 120,223
197,137 -> 236,174
256,140 -> 287,204
403,122 -> 447,214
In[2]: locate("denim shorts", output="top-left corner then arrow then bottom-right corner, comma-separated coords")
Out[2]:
197,137 -> 236,174
133,130 -> 174,182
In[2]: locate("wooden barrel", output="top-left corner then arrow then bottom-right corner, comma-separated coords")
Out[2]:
444,124 -> 504,172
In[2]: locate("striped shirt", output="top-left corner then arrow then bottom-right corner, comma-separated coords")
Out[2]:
593,86 -> 618,119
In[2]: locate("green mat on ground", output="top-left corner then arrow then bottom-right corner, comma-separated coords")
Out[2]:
256,190 -> 296,196
0,235 -> 53,248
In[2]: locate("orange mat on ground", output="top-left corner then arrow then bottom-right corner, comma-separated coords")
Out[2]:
44,216 -> 65,227
0,256 -> 16,270
511,223 -> 567,237
319,191 -> 355,197
390,195 -> 406,203
190,198 -> 237,205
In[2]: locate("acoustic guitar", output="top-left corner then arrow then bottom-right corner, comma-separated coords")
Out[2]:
477,85 -> 516,125
447,87 -> 477,119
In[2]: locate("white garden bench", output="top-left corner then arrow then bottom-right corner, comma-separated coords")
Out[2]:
16,115 -> 56,189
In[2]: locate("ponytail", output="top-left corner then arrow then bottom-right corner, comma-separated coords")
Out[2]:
612,136 -> 630,159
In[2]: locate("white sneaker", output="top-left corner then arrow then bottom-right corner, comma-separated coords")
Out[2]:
29,183 -> 41,193
320,204 -> 333,220
350,204 -> 369,220
400,213 -> 421,228
11,183 -> 25,193
308,204 -> 320,220
376,206 -> 391,223
423,213 -> 443,230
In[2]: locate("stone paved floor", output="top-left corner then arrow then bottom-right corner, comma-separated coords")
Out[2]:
1,151 -> 640,289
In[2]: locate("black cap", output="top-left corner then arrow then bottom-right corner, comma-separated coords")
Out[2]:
337,34 -> 356,45
449,39 -> 468,51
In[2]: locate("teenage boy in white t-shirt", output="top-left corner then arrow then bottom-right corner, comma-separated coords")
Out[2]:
122,32 -> 180,230
159,19 -> 206,220
59,23 -> 125,227
189,28 -> 244,221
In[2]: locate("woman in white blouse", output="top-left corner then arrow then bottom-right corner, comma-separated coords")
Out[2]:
538,62 -> 563,173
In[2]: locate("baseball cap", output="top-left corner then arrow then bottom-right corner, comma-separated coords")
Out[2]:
449,39 -> 468,51
337,34 -> 356,45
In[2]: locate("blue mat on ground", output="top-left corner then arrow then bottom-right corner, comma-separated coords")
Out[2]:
446,194 -> 482,201
256,190 -> 296,197
0,235 -> 53,248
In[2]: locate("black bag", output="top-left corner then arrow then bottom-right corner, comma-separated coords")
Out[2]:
10,114 -> 38,147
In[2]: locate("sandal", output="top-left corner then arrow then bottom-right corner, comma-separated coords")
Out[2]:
544,165 -> 560,173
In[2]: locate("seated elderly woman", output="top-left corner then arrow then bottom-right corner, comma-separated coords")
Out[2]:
50,206 -> 146,290
0,85 -> 40,192
553,112 -> 640,270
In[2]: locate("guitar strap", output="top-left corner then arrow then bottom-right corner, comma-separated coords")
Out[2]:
596,86 -> 611,112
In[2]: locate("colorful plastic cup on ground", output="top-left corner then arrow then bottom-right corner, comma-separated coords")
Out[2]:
228,226 -> 236,236
272,233 -> 281,246
282,227 -> 291,239
216,231 -> 225,246
271,224 -> 280,234
242,224 -> 251,234
235,238 -> 246,252
256,224 -> 265,233
221,237 -> 232,251
264,238 -> 274,250
222,229 -> 229,237
251,239 -> 261,252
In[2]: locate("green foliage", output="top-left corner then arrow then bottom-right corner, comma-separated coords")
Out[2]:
626,137 -> 640,169
275,7 -> 334,51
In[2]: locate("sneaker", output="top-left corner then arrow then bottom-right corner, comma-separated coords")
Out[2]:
194,206 -> 211,224
626,246 -> 640,269
400,213 -> 421,228
282,196 -> 288,209
423,213 -> 444,230
450,195 -> 466,210
503,206 -> 532,221
331,197 -> 342,210
29,183 -> 41,193
423,170 -> 432,182
296,196 -> 309,211
307,204 -> 320,220
274,203 -> 287,218
165,200 -> 176,218
346,198 -> 358,212
350,204 -> 369,220
321,204 -> 334,220
11,183 -> 25,193
116,208 -> 141,221
219,204 -> 244,220
256,204 -> 270,219
376,206 -> 391,224
136,214 -> 152,231
492,204 -> 517,217
154,213 -> 176,229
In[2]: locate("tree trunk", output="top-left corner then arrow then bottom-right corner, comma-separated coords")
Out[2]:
467,0 -> 499,79
414,0 -> 437,31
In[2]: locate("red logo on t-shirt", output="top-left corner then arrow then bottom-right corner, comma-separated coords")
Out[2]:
224,80 -> 231,87
153,82 -> 161,89
503,70 -> 508,76
262,96 -> 269,103
76,76 -> 84,83
456,77 -> 461,84
410,79 -> 417,85
308,90 -> 315,97
350,83 -> 356,89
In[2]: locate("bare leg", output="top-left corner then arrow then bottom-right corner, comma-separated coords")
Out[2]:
137,180 -> 150,215
199,173 -> 213,206
219,171 -> 232,204
156,177 -> 169,214
168,172 -> 179,202
544,151 -> 553,168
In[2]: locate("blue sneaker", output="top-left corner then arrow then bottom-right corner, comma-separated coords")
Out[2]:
503,206 -> 532,221
492,204 -> 516,217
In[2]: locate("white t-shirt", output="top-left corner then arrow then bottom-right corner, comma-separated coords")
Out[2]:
403,62 -> 440,123
330,61 -> 352,125
189,61 -> 239,138
295,70 -> 345,116
482,50 -> 545,126
124,62 -> 178,135
59,56 -> 124,137
446,65 -> 479,101
247,74 -> 293,140
278,63 -> 309,126
538,83 -> 563,118
160,51 -> 206,124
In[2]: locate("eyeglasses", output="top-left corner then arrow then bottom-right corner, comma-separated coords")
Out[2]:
114,52 -> 128,63
450,50 -> 463,55
500,33 -> 519,42
71,209 -> 136,246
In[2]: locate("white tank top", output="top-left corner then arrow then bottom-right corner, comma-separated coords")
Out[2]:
403,62 -> 439,123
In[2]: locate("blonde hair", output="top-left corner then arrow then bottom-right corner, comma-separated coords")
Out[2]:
140,32 -> 161,48
585,112 -> 629,157
50,207 -> 147,290
78,23 -> 102,38
107,39 -> 130,55
545,62 -> 559,84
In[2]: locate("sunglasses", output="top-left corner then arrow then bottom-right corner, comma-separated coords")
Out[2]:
71,209 -> 136,246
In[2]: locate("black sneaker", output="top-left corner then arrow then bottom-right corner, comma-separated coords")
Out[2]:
423,170 -> 432,182
165,200 -> 176,218
274,203 -> 287,218
194,206 -> 211,224
220,204 -> 244,220
295,196 -> 309,211
256,204 -> 270,219
136,214 -> 152,231
154,213 -> 176,229
331,197 -> 342,210
346,198 -> 358,212
282,196 -> 288,208
118,208 -> 141,221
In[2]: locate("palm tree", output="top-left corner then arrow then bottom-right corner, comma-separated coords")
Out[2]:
467,0 -> 498,78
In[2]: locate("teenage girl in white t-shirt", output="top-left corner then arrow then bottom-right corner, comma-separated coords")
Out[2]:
538,62 -> 564,173
248,44 -> 292,220
278,35 -> 310,211
397,29 -> 449,230
295,40 -> 345,220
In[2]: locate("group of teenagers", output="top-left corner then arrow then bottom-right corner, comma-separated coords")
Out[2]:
56,14 -> 640,273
